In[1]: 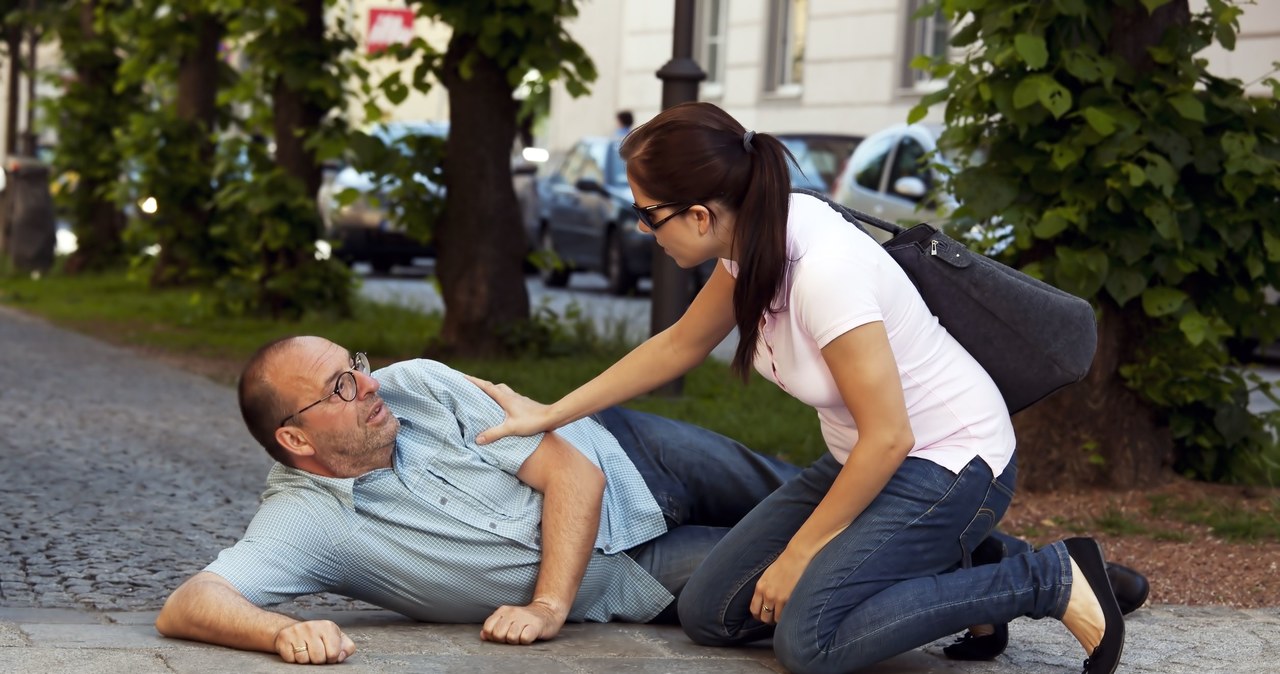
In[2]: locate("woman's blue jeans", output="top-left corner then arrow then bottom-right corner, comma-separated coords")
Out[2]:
678,453 -> 1075,674
594,407 -> 802,623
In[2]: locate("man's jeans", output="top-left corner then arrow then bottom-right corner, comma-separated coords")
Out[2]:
594,407 -> 801,622
678,452 -> 1075,674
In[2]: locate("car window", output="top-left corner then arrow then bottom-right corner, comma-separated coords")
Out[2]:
579,143 -> 604,185
559,145 -> 588,184
850,132 -> 896,192
781,137 -> 861,190
888,136 -> 931,197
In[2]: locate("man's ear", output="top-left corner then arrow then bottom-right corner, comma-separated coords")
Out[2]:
275,425 -> 317,459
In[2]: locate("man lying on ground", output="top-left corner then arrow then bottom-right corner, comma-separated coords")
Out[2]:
155,335 -> 1148,665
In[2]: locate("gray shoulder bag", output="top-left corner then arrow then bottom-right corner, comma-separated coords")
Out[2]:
794,188 -> 1097,414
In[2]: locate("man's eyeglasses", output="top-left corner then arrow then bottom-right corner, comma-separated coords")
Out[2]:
632,201 -> 696,231
278,352 -> 370,428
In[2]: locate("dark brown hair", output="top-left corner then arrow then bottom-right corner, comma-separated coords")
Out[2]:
238,336 -> 301,465
620,102 -> 794,379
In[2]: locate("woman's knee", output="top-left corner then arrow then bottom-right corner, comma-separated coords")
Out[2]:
774,625 -> 875,674
676,591 -> 733,646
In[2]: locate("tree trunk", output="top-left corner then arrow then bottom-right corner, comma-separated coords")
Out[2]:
434,33 -> 530,355
272,0 -> 324,205
1014,0 -> 1191,491
5,22 -> 20,156
1014,302 -> 1174,491
259,0 -> 326,316
150,11 -> 222,287
65,0 -> 127,274
21,0 -> 35,156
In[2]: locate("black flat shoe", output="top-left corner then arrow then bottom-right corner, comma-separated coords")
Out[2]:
943,622 -> 1008,661
1064,538 -> 1125,674
1106,562 -> 1150,615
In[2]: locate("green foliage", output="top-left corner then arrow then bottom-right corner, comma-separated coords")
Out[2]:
211,136 -> 355,318
100,0 -> 361,315
914,0 -> 1280,483
492,298 -> 632,358
334,126 -> 447,245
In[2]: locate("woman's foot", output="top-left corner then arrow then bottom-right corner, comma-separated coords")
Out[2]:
1062,538 -> 1125,674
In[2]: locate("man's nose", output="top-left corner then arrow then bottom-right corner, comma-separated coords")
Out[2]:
355,371 -> 380,397
636,220 -> 652,234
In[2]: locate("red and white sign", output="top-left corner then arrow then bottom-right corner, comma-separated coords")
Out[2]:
367,8 -> 415,55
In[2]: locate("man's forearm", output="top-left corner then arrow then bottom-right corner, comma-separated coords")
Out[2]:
532,452 -> 605,618
516,430 -> 606,619
156,572 -> 296,652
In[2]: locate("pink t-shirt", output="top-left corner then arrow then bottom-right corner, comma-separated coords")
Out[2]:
726,193 -> 1015,476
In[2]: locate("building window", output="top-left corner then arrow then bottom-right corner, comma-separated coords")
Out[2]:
766,0 -> 807,94
901,0 -> 949,91
695,0 -> 728,95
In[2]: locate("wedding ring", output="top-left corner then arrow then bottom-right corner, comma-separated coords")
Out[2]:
293,645 -> 309,653
762,606 -> 774,613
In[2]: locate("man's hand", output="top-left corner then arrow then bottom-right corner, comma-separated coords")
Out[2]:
465,375 -> 555,444
480,599 -> 566,645
273,620 -> 357,664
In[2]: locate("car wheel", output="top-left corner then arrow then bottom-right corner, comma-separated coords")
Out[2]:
604,230 -> 635,296
539,227 -> 571,287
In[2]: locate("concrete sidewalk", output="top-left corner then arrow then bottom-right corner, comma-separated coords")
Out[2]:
2,305 -> 1279,673
2,605 -> 1278,673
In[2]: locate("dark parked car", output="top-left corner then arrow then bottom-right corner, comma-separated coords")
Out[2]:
531,137 -> 655,295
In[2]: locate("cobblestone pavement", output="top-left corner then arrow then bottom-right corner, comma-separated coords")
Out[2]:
2,305 -> 1279,673
0,305 -> 363,615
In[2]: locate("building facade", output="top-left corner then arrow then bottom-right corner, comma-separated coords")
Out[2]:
539,0 -> 1280,153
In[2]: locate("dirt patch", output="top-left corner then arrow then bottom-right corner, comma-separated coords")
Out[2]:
1005,480 -> 1280,607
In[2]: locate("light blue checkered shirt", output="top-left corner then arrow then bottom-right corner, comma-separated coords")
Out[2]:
206,359 -> 672,623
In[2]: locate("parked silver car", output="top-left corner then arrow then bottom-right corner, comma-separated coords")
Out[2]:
317,121 -> 447,273
831,123 -> 952,243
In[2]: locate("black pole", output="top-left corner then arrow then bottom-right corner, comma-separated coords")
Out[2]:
650,0 -> 705,396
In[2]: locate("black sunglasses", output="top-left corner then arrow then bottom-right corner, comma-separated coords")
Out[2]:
631,201 -> 697,231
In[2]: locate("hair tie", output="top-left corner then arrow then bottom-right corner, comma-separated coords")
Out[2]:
742,130 -> 756,152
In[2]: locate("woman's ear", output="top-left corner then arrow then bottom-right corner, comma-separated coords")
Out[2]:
692,204 -> 714,236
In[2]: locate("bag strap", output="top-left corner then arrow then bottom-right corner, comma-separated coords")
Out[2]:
791,187 -> 908,237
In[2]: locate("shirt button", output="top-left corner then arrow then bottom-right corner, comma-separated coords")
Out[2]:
489,522 -> 497,529
439,497 -> 448,505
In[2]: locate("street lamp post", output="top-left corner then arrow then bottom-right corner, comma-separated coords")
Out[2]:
650,0 -> 705,396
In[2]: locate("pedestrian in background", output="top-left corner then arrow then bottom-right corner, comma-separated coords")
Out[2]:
615,110 -> 634,139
